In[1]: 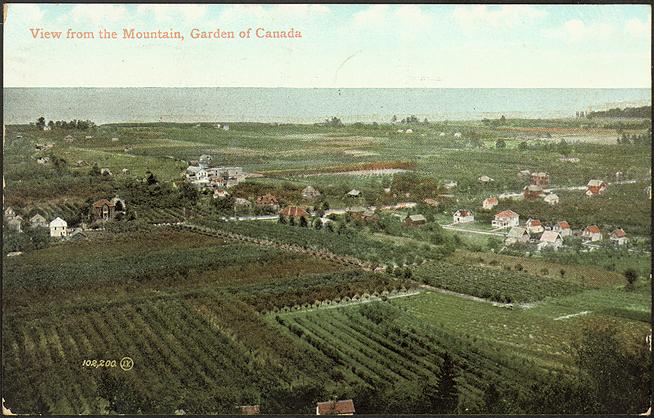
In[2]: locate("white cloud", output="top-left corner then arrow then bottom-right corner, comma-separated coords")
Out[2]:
353,5 -> 389,27
218,4 -> 330,23
70,4 -> 128,24
137,4 -> 207,23
352,5 -> 431,28
7,4 -> 44,24
545,19 -> 617,43
453,5 -> 546,30
625,17 -> 650,38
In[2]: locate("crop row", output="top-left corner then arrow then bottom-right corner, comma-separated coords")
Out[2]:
189,219 -> 437,266
414,261 -> 584,303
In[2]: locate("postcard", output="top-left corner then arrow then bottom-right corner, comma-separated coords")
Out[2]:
2,3 -> 652,416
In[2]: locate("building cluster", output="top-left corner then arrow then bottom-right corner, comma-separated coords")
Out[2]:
489,209 -> 629,250
4,196 -> 126,240
185,154 -> 247,190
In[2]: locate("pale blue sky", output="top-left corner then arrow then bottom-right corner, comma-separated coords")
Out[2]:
4,4 -> 651,87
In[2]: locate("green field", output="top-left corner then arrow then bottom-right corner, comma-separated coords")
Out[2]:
3,118 -> 651,414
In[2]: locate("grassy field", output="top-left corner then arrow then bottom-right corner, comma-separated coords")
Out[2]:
2,118 -> 651,414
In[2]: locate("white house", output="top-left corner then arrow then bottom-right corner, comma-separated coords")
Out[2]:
453,209 -> 474,224
585,180 -> 607,196
505,227 -> 529,245
30,214 -> 48,228
543,193 -> 559,205
552,221 -> 572,237
405,129 -> 413,134
525,218 -> 544,234
582,225 -> 602,241
49,217 -> 68,238
453,132 -> 462,138
492,210 -> 519,228
610,228 -> 628,245
538,231 -> 563,251
478,175 -> 494,184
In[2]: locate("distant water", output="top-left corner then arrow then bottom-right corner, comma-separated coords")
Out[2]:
3,88 -> 651,125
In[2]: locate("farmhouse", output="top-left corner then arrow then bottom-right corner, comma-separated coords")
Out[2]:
92,199 -> 115,221
610,228 -> 628,245
346,189 -> 361,198
525,218 -> 544,234
49,217 -> 68,238
585,180 -> 607,196
302,186 -> 321,199
7,216 -> 23,233
530,172 -> 549,187
454,132 -> 462,138
538,231 -> 563,251
29,214 -> 48,228
279,206 -> 309,220
492,210 -> 519,228
256,194 -> 279,210
423,198 -> 439,207
552,221 -> 572,237
76,160 -> 88,167
453,209 -> 474,224
405,214 -> 427,227
4,206 -> 15,219
64,135 -> 74,143
482,197 -> 498,210
316,399 -> 355,416
582,225 -> 602,241
101,168 -> 113,176
405,129 -> 413,134
37,157 -> 50,165
518,169 -> 531,179
523,185 -> 545,200
543,193 -> 559,205
478,175 -> 494,184
505,227 -> 529,245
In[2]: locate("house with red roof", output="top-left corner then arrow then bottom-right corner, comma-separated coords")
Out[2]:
492,210 -> 519,228
525,218 -> 544,234
92,198 -> 115,221
482,196 -> 498,210
582,225 -> 602,241
523,185 -> 545,200
316,400 -> 355,416
453,209 -> 474,224
552,221 -> 572,237
610,228 -> 628,245
279,206 -> 309,219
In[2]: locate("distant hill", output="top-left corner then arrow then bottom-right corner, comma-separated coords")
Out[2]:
587,105 -> 651,119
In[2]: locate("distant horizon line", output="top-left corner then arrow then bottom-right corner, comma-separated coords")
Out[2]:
4,86 -> 652,90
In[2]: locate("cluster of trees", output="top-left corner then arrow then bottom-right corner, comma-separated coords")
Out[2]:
323,116 -> 344,127
392,115 -> 428,124
3,222 -> 51,254
517,138 -> 573,155
616,128 -> 651,146
482,115 -> 507,127
36,116 -> 96,130
587,105 -> 651,119
479,321 -> 651,414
